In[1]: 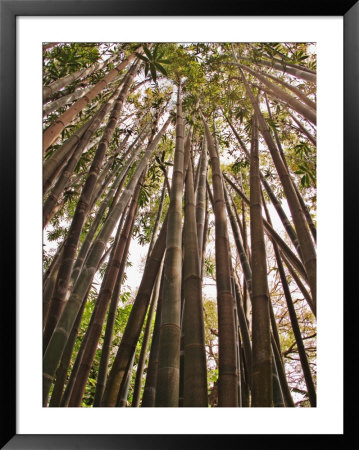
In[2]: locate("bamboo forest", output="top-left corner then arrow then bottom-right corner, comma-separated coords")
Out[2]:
42,42 -> 317,408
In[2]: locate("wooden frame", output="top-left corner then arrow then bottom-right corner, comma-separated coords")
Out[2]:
1,0 -> 355,447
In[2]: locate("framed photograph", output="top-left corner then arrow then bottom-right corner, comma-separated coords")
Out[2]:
1,0 -> 355,448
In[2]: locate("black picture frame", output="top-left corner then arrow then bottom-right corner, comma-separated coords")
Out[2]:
1,1 -> 355,448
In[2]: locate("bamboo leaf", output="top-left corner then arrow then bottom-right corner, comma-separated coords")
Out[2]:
143,45 -> 153,60
155,62 -> 168,76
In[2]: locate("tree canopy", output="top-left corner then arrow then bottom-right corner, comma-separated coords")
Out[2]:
43,42 -> 316,408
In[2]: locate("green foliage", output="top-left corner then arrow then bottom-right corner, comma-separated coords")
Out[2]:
136,44 -> 170,83
46,225 -> 68,242
247,42 -> 316,74
294,162 -> 316,188
294,141 -> 312,159
43,43 -> 100,86
203,258 -> 216,279
291,140 -> 316,188
231,157 -> 249,174
203,297 -> 219,395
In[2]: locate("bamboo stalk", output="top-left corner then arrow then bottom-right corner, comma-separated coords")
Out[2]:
182,147 -> 208,407
43,52 -> 141,150
201,113 -> 239,407
43,117 -> 171,405
248,115 -> 272,407
155,85 -> 185,407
